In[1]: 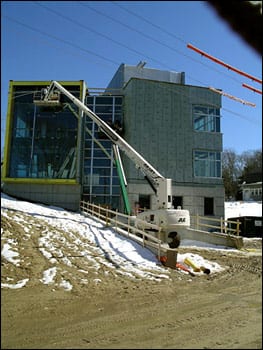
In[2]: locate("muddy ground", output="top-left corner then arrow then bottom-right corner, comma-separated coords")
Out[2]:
1,213 -> 262,349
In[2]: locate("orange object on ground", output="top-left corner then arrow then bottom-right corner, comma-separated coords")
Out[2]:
176,262 -> 195,276
157,256 -> 167,264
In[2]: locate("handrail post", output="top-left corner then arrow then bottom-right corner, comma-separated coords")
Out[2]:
196,214 -> 199,230
236,220 -> 240,236
127,216 -> 130,235
115,209 -> 118,230
220,217 -> 224,233
106,207 -> 109,226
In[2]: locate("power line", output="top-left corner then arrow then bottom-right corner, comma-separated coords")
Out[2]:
78,1 -> 190,57
3,15 -> 120,66
209,87 -> 256,107
110,0 -> 187,45
207,0 -> 262,55
85,1 -> 248,87
1,8 -> 260,128
153,82 -> 260,125
3,2 -> 262,156
38,1 -> 259,108
2,81 -> 260,127
2,10 -> 217,92
35,2 -> 172,70
242,83 -> 262,95
4,25 -> 115,70
187,43 -> 262,84
109,0 -> 262,90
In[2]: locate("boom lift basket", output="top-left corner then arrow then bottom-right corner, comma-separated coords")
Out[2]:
33,89 -> 61,106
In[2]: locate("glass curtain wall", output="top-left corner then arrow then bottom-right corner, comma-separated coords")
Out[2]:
83,95 -> 123,210
8,84 -> 80,180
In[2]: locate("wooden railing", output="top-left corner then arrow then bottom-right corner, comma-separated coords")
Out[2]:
79,201 -> 242,264
79,201 -> 165,259
190,214 -> 241,236
133,207 -> 241,236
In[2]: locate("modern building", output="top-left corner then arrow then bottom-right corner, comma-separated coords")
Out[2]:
2,63 -> 224,220
2,80 -> 85,210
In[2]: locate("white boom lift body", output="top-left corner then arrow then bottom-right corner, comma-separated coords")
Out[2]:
37,81 -> 190,246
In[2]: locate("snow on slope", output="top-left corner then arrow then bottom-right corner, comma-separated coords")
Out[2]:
3,194 -> 260,291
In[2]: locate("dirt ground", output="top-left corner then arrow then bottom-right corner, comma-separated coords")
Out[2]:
1,214 -> 262,349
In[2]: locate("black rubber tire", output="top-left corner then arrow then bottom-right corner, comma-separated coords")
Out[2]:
168,231 -> 181,248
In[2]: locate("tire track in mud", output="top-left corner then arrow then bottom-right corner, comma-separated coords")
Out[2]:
85,302 -> 258,349
45,299 -> 238,342
53,303 -> 244,349
228,262 -> 262,274
2,208 -> 261,287
2,209 -> 170,290
42,224 -> 169,282
65,225 -> 169,281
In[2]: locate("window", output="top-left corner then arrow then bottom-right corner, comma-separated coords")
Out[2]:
139,194 -> 150,210
8,85 -> 80,179
193,106 -> 220,132
194,150 -> 221,178
204,197 -> 214,215
173,196 -> 183,209
83,95 -> 123,210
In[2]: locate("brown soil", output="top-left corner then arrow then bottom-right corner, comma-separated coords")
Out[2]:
1,212 -> 262,349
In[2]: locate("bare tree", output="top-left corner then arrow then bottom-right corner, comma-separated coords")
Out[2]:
222,148 -> 242,200
239,149 -> 262,183
222,148 -> 262,200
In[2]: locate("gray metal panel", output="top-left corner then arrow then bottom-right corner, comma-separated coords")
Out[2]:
122,77 -> 224,217
123,66 -> 185,85
107,63 -> 185,90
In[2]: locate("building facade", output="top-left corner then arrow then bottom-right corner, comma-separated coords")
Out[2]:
241,182 -> 262,201
82,92 -> 124,210
2,63 -> 225,219
2,80 -> 85,210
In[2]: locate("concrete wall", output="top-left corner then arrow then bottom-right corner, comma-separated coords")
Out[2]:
2,183 -> 81,211
122,78 -> 224,218
127,182 -> 224,218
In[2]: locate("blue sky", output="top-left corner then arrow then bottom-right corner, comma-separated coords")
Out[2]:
1,1 -> 262,155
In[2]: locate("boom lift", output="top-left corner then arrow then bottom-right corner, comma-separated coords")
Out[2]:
35,81 -> 190,247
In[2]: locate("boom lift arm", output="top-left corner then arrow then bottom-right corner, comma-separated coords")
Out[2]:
40,80 -> 173,210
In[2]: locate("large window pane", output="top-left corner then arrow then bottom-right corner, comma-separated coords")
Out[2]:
194,150 -> 221,178
193,105 -> 221,132
83,95 -> 123,209
9,86 -> 80,179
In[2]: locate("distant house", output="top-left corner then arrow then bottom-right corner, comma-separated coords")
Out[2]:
240,181 -> 262,201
